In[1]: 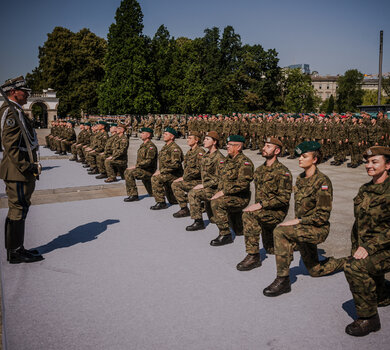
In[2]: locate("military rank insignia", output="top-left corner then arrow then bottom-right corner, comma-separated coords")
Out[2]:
6,118 -> 16,127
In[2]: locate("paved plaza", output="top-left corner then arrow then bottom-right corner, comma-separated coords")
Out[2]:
0,131 -> 389,349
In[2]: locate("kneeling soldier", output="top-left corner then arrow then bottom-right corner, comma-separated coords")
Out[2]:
237,137 -> 292,271
123,127 -> 158,201
171,132 -> 204,218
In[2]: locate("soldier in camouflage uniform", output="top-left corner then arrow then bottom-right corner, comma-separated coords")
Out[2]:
104,123 -> 129,182
95,124 -> 118,179
343,146 -> 390,337
171,132 -> 204,218
60,121 -> 76,155
186,131 -> 225,231
209,135 -> 254,246
123,127 -> 157,202
150,127 -> 184,210
154,115 -> 163,140
77,122 -> 92,163
85,121 -> 109,174
264,141 -> 346,297
237,137 -> 292,271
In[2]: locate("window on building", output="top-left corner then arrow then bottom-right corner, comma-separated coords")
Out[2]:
327,85 -> 329,89
319,84 -> 322,89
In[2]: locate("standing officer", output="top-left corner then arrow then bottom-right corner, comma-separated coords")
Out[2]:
237,137 -> 292,271
150,127 -> 184,210
210,135 -> 254,246
0,76 -> 43,263
171,132 -> 204,218
123,127 -> 157,202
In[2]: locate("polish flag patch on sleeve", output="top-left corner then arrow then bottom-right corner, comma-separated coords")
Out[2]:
149,147 -> 154,149
220,160 -> 224,164
244,162 -> 250,165
321,184 -> 328,190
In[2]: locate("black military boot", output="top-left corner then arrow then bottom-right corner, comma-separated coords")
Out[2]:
173,206 -> 190,218
236,253 -> 261,271
186,219 -> 205,231
5,218 -> 44,264
95,173 -> 108,179
150,202 -> 168,210
210,233 -> 233,246
124,195 -> 139,202
345,314 -> 381,336
82,164 -> 90,168
263,276 -> 291,297
88,168 -> 99,175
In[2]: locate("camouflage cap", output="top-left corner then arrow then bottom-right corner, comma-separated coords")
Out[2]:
363,146 -> 390,159
164,127 -> 178,138
295,141 -> 321,156
227,135 -> 245,143
1,76 -> 31,93
140,127 -> 154,134
264,136 -> 283,148
206,131 -> 220,141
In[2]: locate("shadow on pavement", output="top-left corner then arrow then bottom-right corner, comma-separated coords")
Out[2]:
41,166 -> 61,171
32,219 -> 120,254
342,299 -> 357,320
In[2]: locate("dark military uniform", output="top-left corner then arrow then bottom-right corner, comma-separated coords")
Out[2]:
243,159 -> 292,255
124,140 -> 158,197
273,168 -> 344,277
151,141 -> 184,203
210,152 -> 254,236
344,176 -> 390,318
171,145 -> 204,208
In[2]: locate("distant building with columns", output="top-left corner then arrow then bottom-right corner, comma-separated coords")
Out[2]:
0,89 -> 59,128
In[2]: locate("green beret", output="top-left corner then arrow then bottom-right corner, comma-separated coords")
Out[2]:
227,135 -> 245,143
110,123 -> 117,127
140,127 -> 154,134
164,127 -> 178,138
97,120 -> 107,125
295,141 -> 321,156
84,122 -> 91,126
363,146 -> 390,159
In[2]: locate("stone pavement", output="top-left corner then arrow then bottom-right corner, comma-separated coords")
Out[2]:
0,132 -> 388,349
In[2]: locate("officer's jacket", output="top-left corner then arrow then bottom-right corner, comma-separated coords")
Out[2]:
183,145 -> 204,182
294,168 -> 333,228
111,134 -> 129,161
0,101 -> 38,182
254,159 -> 292,221
136,140 -> 158,174
217,152 -> 254,198
158,141 -> 183,177
351,176 -> 390,255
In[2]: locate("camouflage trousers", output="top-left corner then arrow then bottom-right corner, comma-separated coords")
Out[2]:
71,143 -> 80,156
344,250 -> 390,318
86,151 -> 98,167
151,173 -> 179,203
61,140 -> 73,152
274,224 -> 345,277
96,153 -> 108,174
171,179 -> 201,208
188,187 -> 217,220
242,210 -> 283,255
124,168 -> 153,196
78,146 -> 88,161
104,158 -> 126,178
210,195 -> 250,236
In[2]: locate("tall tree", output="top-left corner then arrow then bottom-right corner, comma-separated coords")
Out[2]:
98,0 -> 159,114
26,26 -> 106,117
336,69 -> 364,112
283,68 -> 320,113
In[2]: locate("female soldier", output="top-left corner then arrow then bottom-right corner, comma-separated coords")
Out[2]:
263,141 -> 346,297
344,146 -> 390,337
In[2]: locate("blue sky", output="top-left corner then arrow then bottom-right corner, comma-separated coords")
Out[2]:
1,0 -> 389,84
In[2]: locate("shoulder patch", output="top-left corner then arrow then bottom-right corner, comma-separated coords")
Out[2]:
321,184 -> 329,190
220,160 -> 224,164
6,118 -> 15,127
198,153 -> 203,156
244,161 -> 251,165
174,148 -> 179,152
285,172 -> 291,176
149,146 -> 154,149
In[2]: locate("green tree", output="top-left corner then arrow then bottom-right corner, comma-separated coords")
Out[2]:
26,26 -> 106,117
336,69 -> 364,112
362,89 -> 387,105
382,76 -> 390,97
283,68 -> 320,112
98,0 -> 159,114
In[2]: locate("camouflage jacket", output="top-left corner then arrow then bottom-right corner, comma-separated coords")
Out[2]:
158,141 -> 184,177
351,176 -> 390,255
65,127 -> 76,141
111,134 -> 129,161
254,159 -> 292,221
183,145 -> 205,182
93,131 -> 108,152
104,134 -> 118,157
294,168 -> 333,227
136,140 -> 158,174
218,152 -> 254,198
201,149 -> 225,190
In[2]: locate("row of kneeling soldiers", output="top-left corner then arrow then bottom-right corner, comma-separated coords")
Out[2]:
46,122 -> 390,338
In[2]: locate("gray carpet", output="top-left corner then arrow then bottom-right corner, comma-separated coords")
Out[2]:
1,195 -> 389,350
